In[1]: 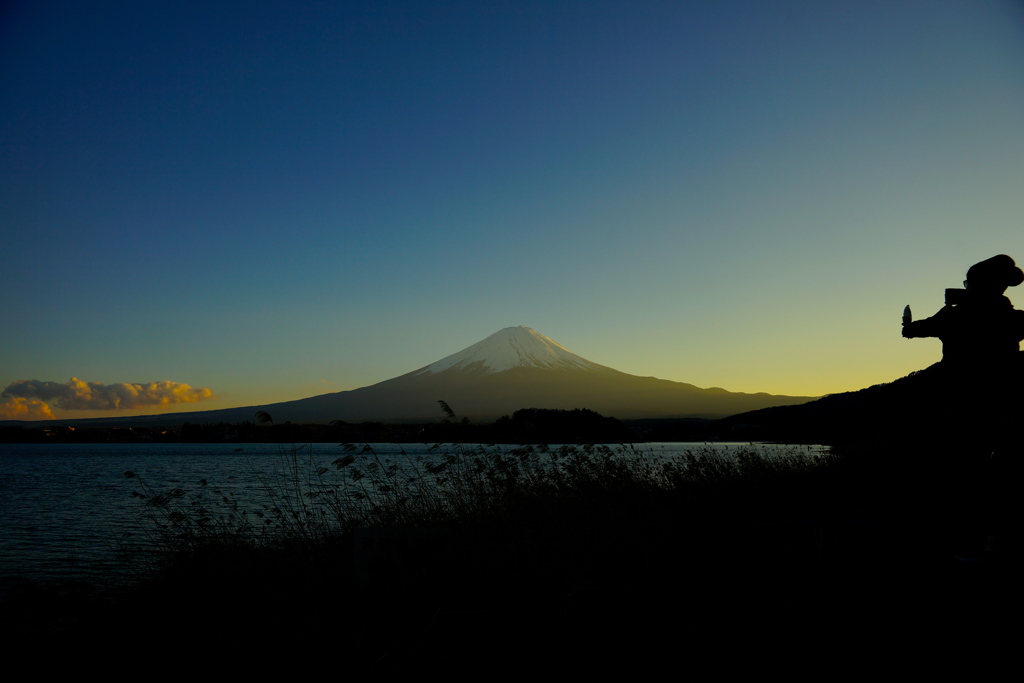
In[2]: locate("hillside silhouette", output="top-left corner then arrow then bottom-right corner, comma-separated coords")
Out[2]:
725,255 -> 1024,447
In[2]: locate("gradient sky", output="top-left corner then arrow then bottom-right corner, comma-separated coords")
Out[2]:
2,1 -> 1023,420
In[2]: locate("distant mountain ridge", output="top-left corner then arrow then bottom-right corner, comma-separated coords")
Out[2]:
24,326 -> 818,427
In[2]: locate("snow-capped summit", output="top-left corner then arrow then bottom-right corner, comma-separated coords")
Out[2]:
415,326 -> 604,375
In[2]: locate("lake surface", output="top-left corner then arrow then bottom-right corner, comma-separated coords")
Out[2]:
0,441 -> 826,591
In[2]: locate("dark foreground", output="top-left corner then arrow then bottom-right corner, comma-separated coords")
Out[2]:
3,441 -> 1019,669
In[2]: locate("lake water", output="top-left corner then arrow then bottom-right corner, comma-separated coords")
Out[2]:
0,441 -> 826,592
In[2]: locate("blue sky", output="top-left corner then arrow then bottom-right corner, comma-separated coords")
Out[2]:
2,1 -> 1023,419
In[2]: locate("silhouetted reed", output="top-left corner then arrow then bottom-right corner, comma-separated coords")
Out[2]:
120,442 -> 835,581
72,439 -> 1013,664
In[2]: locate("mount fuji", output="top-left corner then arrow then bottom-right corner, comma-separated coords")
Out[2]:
60,326 -> 816,426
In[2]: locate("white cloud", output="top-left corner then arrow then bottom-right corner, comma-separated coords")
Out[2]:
1,377 -> 216,412
0,397 -> 56,420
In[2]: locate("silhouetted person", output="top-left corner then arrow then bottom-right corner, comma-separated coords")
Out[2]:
902,254 -> 1024,366
902,254 -> 1024,559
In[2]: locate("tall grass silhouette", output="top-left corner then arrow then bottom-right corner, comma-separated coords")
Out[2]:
121,440 -> 835,582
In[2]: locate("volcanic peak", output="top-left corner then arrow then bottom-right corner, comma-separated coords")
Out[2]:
415,326 -> 604,375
